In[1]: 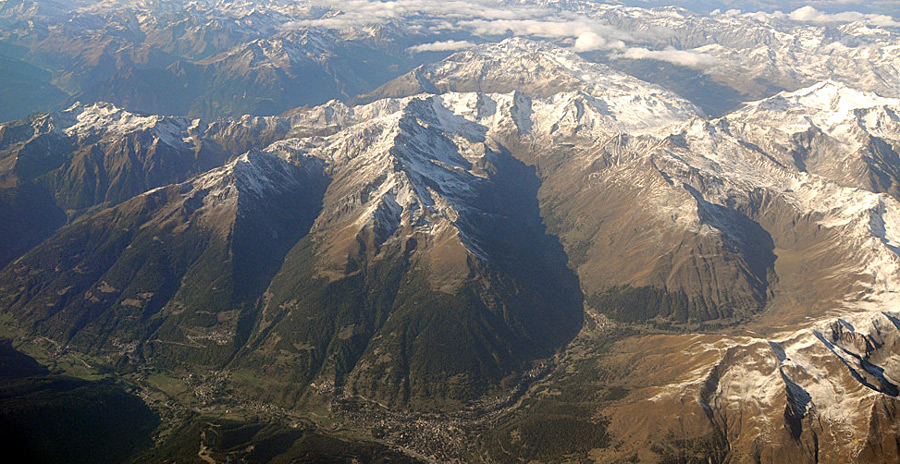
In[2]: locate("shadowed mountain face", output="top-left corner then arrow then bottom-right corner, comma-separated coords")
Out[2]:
0,151 -> 328,368
239,142 -> 583,408
0,92 -> 585,409
355,41 -> 780,326
0,104 -> 230,268
0,341 -> 158,464
0,54 -> 68,122
0,102 -> 325,268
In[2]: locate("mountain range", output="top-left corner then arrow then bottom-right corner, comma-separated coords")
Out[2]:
1,1 -> 900,463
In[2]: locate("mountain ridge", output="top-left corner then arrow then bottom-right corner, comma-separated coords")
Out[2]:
2,5 -> 900,461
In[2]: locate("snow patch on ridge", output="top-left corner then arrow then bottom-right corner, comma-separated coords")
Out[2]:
60,102 -> 196,148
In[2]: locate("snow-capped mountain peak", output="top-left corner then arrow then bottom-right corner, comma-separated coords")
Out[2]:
58,101 -> 199,147
742,81 -> 900,121
364,37 -> 701,134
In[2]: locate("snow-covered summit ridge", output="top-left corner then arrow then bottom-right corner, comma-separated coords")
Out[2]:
55,102 -> 200,147
716,81 -> 900,186
374,37 -> 701,134
650,81 -> 900,307
132,148 -> 319,234
190,149 -> 312,200
738,81 -> 900,123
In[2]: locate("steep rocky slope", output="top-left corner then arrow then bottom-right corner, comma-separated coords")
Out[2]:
0,150 -> 328,366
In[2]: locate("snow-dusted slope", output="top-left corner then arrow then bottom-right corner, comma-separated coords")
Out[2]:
58,102 -> 202,147
260,78 -> 698,274
732,81 -> 900,134
254,74 -> 900,459
0,102 -> 234,212
719,82 -> 900,198
581,81 -> 900,461
247,70 -> 900,327
571,81 -> 900,321
648,84 -> 900,304
364,37 -> 702,134
565,4 -> 900,101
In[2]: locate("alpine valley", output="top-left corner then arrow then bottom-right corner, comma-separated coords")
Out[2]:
1,1 -> 900,463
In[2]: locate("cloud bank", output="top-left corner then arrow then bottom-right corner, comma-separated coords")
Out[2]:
284,0 -> 558,31
281,0 -> 896,70
620,47 -> 719,68
788,6 -> 900,27
408,40 -> 475,53
735,6 -> 900,27
283,0 -> 634,52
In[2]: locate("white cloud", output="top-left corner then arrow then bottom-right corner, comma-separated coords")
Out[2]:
456,17 -> 631,52
744,6 -> 900,27
285,0 -> 555,31
460,18 -> 572,37
281,1 -> 731,62
574,32 -> 608,52
408,40 -> 474,53
572,32 -> 627,52
790,6 -> 854,22
620,47 -> 719,68
282,0 -> 634,50
790,6 -> 900,27
869,16 -> 900,28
